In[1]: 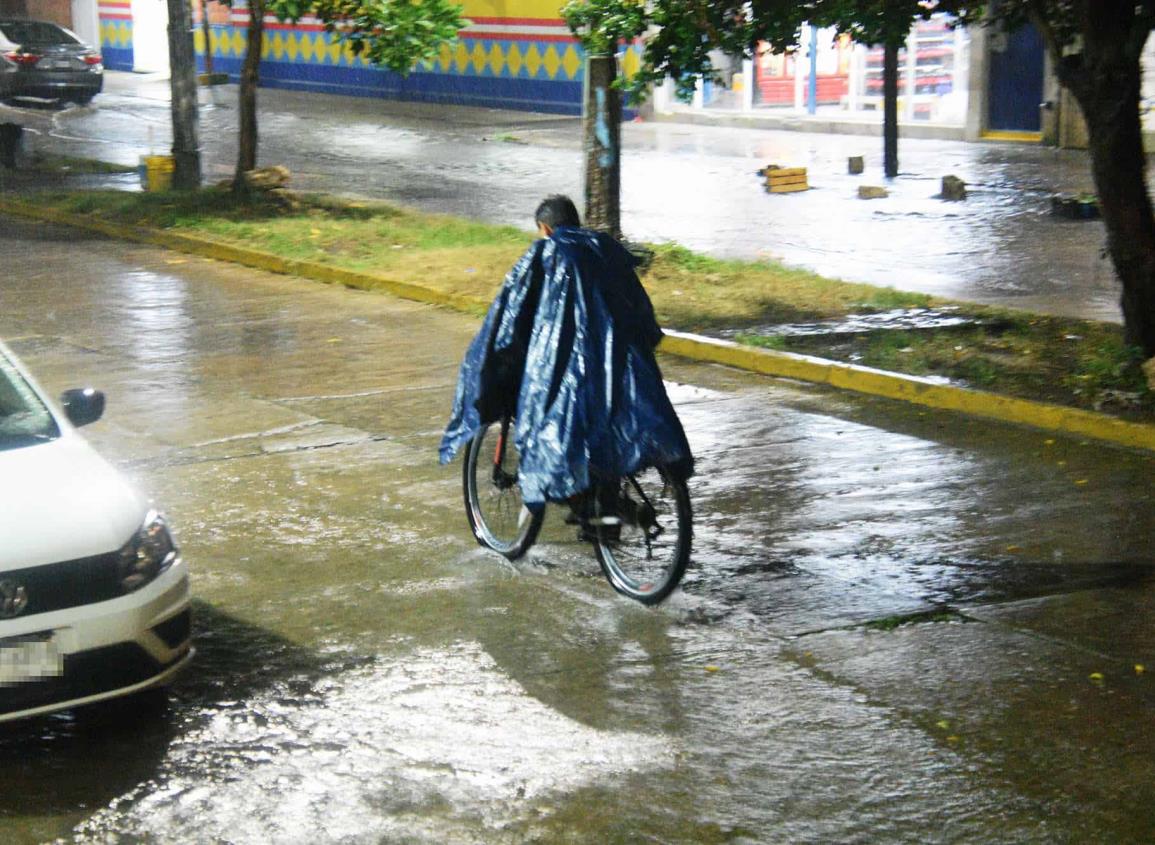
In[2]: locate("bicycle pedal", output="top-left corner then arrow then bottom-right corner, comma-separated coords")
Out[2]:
585,515 -> 621,526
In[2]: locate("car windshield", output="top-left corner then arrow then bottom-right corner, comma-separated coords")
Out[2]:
0,21 -> 78,46
0,351 -> 59,451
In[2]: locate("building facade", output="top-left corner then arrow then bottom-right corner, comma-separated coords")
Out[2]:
99,0 -> 591,114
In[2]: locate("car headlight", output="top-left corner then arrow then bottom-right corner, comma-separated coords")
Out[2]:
118,510 -> 178,593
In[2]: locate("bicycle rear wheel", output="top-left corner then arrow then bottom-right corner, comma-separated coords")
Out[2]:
593,467 -> 692,605
463,418 -> 543,560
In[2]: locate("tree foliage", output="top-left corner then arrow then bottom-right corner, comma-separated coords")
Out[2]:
307,0 -> 464,71
562,0 -> 978,102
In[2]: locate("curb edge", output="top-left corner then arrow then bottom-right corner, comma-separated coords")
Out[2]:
5,199 -> 1153,453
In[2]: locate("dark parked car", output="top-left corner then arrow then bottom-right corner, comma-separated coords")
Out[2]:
0,19 -> 102,106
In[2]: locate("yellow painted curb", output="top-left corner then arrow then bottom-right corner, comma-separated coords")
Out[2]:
659,332 -> 1155,452
5,200 -> 1155,453
981,130 -> 1043,144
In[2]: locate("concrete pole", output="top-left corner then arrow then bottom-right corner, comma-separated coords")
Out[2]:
794,47 -> 804,111
904,28 -> 918,121
847,43 -> 862,112
742,57 -> 755,112
808,25 -> 818,115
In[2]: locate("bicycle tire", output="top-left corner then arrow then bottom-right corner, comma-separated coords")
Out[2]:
593,467 -> 692,605
462,419 -> 543,560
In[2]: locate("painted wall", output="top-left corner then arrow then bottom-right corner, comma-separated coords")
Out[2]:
98,0 -> 133,70
192,0 -> 586,114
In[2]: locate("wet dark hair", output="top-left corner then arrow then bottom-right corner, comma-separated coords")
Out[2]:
534,195 -> 581,229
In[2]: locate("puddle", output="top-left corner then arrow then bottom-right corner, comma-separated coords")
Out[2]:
720,307 -> 978,339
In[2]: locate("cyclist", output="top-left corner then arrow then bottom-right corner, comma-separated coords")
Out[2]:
439,195 -> 693,527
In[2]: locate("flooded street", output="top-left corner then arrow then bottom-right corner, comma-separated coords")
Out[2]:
1,71 -> 1125,322
1,216 -> 1153,843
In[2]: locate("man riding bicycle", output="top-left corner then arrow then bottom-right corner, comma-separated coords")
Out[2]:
439,195 -> 694,531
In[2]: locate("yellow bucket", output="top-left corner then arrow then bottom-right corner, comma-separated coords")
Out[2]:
139,155 -> 174,192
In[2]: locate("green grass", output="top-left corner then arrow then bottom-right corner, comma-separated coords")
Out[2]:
865,610 -> 964,631
28,154 -> 137,175
12,188 -> 1154,421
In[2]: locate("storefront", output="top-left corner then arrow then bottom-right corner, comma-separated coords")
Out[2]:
655,15 -> 971,131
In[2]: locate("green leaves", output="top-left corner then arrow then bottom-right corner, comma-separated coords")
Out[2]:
560,0 -> 981,104
262,0 -> 465,74
562,0 -> 648,54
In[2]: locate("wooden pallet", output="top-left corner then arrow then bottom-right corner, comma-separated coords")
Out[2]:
764,166 -> 809,193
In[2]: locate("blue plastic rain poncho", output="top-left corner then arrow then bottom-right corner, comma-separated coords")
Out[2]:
439,226 -> 694,508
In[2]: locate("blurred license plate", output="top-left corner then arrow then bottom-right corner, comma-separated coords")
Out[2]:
0,635 -> 62,685
40,59 -> 69,69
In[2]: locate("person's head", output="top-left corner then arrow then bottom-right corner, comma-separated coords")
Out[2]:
534,195 -> 581,237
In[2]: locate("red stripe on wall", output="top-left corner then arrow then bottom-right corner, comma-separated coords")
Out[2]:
467,31 -> 576,42
466,17 -> 567,26
220,15 -> 576,43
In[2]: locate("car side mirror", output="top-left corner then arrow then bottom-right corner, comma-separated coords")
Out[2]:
61,388 -> 105,427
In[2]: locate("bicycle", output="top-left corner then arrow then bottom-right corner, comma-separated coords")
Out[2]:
462,416 -> 692,605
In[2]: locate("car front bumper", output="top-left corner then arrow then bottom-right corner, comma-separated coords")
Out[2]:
0,557 -> 192,723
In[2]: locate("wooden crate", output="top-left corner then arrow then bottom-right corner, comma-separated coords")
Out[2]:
765,166 -> 809,193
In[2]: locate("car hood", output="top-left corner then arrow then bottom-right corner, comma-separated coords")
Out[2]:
0,434 -> 147,571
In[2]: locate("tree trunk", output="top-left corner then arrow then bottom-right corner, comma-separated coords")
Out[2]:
234,0 -> 264,190
882,41 -> 899,179
1059,10 -> 1155,356
583,54 -> 621,238
167,0 -> 201,189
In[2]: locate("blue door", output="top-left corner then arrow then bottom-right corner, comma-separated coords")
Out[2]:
988,22 -> 1045,131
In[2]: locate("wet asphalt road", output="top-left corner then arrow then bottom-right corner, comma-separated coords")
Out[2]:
0,71 -> 1127,322
1,216 -> 1154,843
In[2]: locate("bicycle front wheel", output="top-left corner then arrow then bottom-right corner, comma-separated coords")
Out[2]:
594,467 -> 692,605
463,419 -> 543,560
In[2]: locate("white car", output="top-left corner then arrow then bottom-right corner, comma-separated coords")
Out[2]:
0,340 -> 191,723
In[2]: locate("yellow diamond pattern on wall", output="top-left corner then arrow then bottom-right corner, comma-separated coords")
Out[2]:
561,45 -> 581,79
505,43 -> 523,76
542,45 -> 561,79
300,33 -> 317,63
470,42 -> 487,74
524,44 -> 543,77
100,20 -> 131,48
487,43 -> 505,76
621,45 -> 641,79
189,25 -> 586,81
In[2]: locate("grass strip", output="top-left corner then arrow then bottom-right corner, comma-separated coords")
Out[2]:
10,187 -> 1153,421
